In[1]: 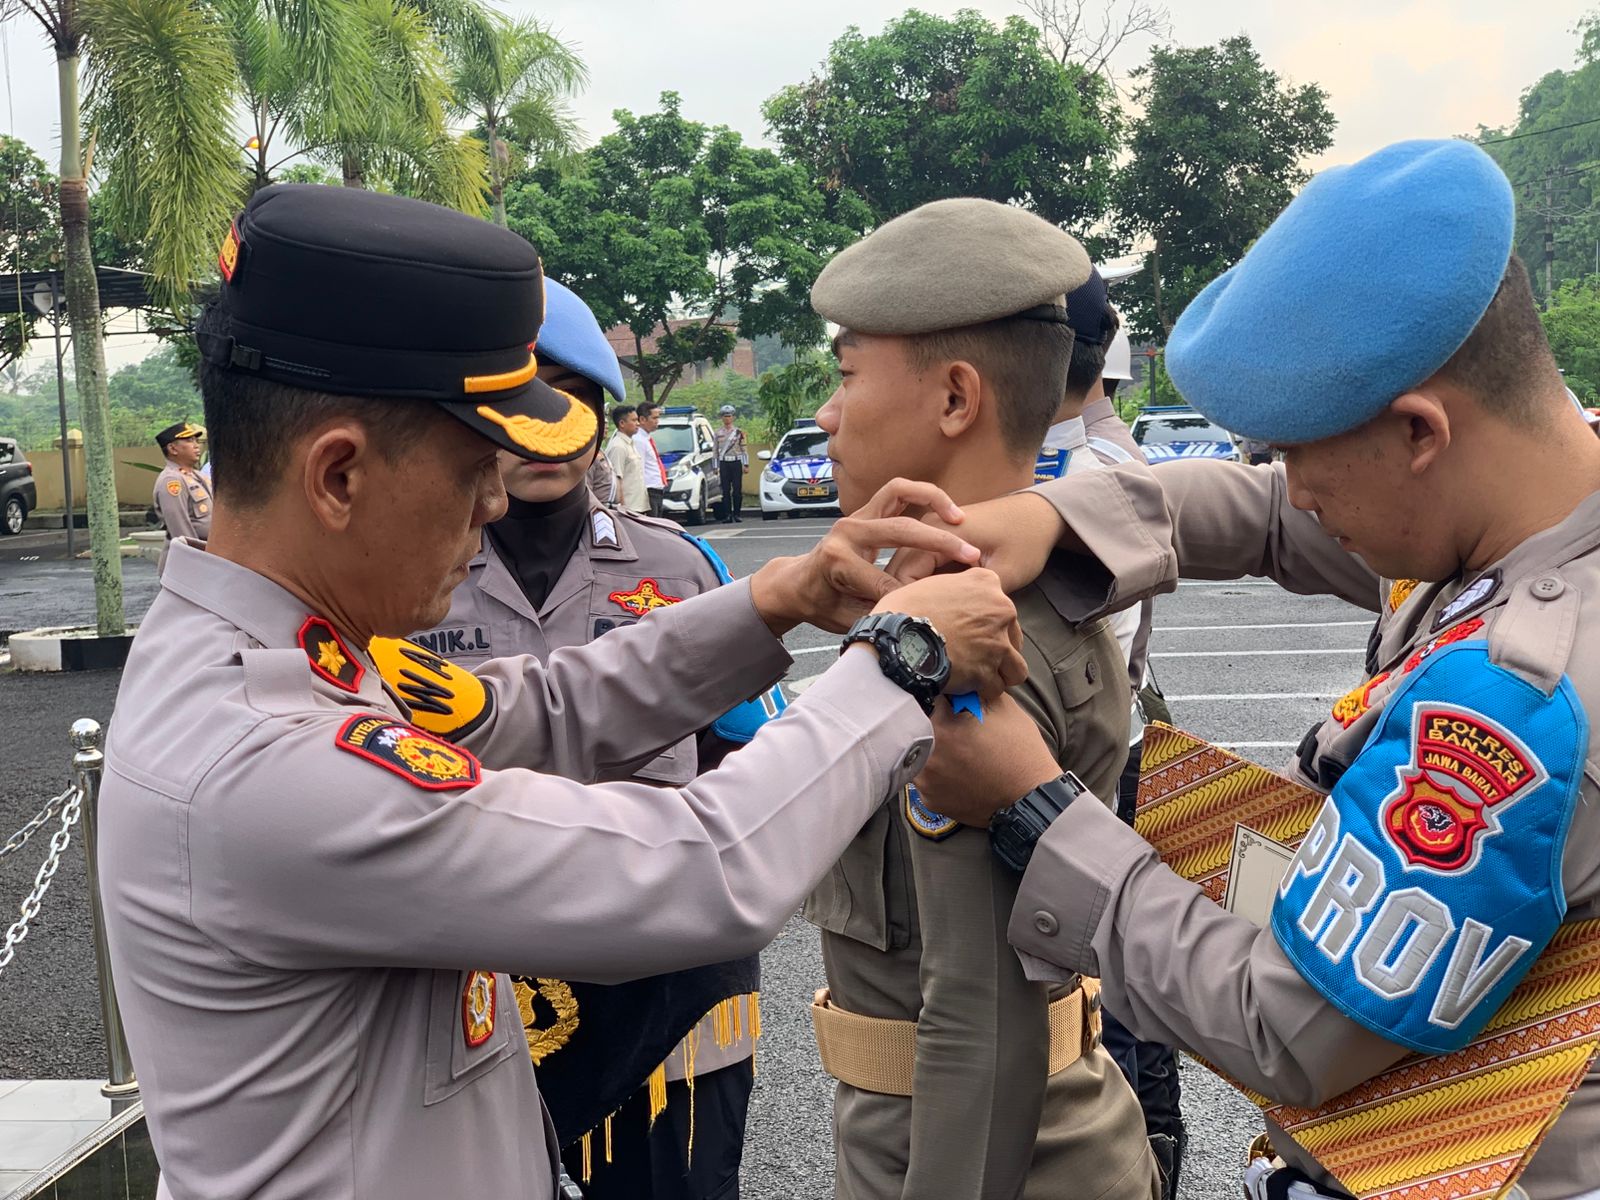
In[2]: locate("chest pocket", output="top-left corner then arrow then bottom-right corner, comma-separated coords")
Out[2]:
187,480 -> 210,517
423,969 -> 516,1106
803,799 -> 913,952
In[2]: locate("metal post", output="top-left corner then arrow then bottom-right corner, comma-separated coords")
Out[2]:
71,719 -> 137,1098
50,273 -> 76,560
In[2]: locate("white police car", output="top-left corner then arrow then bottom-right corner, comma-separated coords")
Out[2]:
1130,405 -> 1240,464
757,420 -> 839,520
656,406 -> 723,525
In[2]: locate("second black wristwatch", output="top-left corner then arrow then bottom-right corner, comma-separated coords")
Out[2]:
840,613 -> 951,713
990,772 -> 1088,873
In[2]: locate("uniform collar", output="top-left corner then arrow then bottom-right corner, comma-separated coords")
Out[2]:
157,540 -> 383,698
1042,417 -> 1088,452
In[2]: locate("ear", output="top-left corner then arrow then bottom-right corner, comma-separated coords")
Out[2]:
301,422 -> 370,533
1389,390 -> 1451,476
937,360 -> 984,440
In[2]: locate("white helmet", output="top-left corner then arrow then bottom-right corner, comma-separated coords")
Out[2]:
1103,325 -> 1133,381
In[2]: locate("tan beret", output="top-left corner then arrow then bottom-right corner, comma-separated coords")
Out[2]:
811,198 -> 1092,335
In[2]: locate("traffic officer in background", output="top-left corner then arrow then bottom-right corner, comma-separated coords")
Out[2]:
152,420 -> 211,572
804,198 -> 1158,1200
97,183 -> 1030,1200
405,275 -> 775,1199
907,139 -> 1600,1199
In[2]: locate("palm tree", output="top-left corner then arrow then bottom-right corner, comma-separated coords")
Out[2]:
230,0 -> 488,214
0,0 -> 248,634
450,16 -> 587,226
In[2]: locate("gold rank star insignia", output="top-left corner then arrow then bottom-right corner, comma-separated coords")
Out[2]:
297,615 -> 365,693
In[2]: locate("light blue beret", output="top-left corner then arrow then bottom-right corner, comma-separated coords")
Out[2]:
1166,139 -> 1515,444
535,278 -> 626,403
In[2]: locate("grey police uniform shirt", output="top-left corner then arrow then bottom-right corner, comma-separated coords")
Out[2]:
152,464 -> 211,574
99,538 -> 932,1200
1006,459 -> 1600,1199
412,497 -> 755,1078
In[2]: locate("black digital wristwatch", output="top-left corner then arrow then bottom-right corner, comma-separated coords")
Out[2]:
989,772 -> 1088,873
840,613 -> 951,714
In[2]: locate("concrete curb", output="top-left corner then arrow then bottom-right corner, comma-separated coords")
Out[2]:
9,626 -> 136,672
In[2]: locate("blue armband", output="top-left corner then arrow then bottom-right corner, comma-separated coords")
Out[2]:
681,532 -> 789,741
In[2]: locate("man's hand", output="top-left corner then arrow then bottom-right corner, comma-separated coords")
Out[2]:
872,570 -> 1024,699
914,694 -> 1062,827
748,478 -> 981,635
886,491 -> 1071,593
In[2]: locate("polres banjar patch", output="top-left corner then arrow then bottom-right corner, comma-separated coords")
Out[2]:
1271,642 -> 1586,1054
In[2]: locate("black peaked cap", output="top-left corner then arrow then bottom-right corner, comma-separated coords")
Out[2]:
199,184 -> 597,462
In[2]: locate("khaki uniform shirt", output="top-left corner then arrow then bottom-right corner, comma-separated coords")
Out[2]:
604,431 -> 648,512
413,498 -> 756,1077
805,575 -> 1158,1200
1008,460 -> 1600,1199
152,464 -> 211,573
100,538 -> 932,1200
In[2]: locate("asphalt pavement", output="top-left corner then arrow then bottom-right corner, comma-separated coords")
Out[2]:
0,514 -> 1374,1199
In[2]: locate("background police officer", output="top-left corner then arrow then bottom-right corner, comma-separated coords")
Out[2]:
151,420 -> 211,571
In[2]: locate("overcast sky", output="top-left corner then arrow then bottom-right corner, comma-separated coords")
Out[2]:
0,0 -> 1591,371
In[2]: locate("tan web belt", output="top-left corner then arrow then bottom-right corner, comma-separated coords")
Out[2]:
809,979 -> 1102,1097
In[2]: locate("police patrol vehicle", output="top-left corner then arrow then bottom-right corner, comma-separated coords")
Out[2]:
656,406 -> 724,526
757,418 -> 839,520
1131,404 -> 1240,464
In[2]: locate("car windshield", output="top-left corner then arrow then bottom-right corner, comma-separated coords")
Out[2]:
652,423 -> 698,455
1133,415 -> 1232,445
777,430 -> 829,458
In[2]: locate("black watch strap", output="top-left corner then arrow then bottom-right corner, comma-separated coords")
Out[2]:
989,771 -> 1087,873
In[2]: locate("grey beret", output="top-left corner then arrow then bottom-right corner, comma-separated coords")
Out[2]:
811,198 -> 1092,335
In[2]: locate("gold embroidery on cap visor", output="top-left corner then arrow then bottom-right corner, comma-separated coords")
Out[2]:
475,390 -> 598,459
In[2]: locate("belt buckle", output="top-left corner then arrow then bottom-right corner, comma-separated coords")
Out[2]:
1081,979 -> 1103,1054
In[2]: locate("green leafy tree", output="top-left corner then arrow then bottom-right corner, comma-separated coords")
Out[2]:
1541,276 -> 1600,401
450,14 -> 587,226
1478,12 -> 1600,304
763,9 -> 1118,232
663,372 -> 761,418
0,137 -> 59,373
506,92 -> 862,407
1114,36 -> 1335,339
756,352 -> 837,439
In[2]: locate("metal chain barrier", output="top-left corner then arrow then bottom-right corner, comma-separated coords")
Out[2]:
0,785 -> 76,861
0,784 -> 84,979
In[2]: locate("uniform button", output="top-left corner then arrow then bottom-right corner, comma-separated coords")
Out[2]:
902,747 -> 923,770
1033,911 -> 1059,936
1086,660 -> 1098,684
1532,576 -> 1565,600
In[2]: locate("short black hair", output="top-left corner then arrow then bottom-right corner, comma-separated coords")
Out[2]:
635,400 -> 659,420
1066,308 -> 1118,397
902,317 -> 1074,457
1434,255 -> 1561,423
611,405 -> 637,428
196,303 -> 442,508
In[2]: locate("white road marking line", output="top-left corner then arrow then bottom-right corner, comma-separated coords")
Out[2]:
1174,580 -> 1280,588
789,645 -> 837,656
1152,648 -> 1364,658
1160,620 -> 1371,631
1217,741 -> 1299,749
704,533 -> 825,540
1166,691 -> 1335,701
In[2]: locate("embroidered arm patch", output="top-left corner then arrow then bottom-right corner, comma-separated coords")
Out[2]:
335,714 -> 482,791
1271,643 -> 1586,1054
368,637 -> 495,739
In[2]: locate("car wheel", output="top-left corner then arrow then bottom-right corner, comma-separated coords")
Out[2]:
687,483 -> 706,526
2,496 -> 23,535
762,510 -> 778,521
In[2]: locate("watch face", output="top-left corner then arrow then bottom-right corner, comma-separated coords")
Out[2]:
899,625 -> 937,675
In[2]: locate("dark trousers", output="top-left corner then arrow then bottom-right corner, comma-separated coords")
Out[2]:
566,1059 -> 753,1200
1108,738 -> 1186,1200
717,462 -> 743,520
647,488 -> 664,518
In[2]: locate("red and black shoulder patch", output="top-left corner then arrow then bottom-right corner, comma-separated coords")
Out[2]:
298,616 -> 364,693
334,714 -> 481,791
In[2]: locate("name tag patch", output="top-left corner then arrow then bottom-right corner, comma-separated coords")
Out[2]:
1272,643 -> 1585,1054
368,638 -> 495,739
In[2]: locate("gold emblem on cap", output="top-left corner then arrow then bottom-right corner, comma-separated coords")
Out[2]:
463,351 -> 540,394
475,391 -> 597,458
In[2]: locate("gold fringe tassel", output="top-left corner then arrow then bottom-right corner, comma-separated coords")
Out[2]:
580,1131 -> 592,1182
684,1025 -> 698,1167
604,1113 -> 613,1164
647,1062 -> 669,1128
